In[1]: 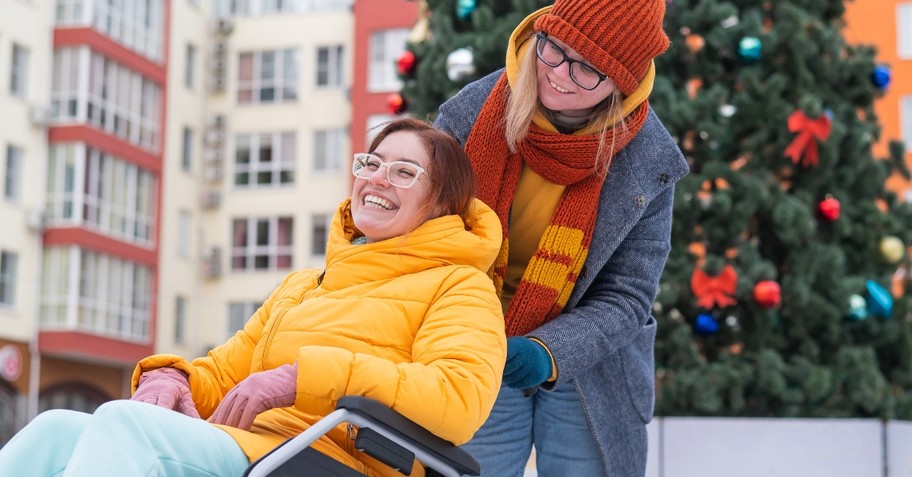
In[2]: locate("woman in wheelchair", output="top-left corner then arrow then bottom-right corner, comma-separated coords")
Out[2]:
0,118 -> 507,477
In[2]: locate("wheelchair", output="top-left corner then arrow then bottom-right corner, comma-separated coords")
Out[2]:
243,396 -> 481,477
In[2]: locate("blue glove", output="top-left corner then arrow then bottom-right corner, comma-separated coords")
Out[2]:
503,337 -> 553,389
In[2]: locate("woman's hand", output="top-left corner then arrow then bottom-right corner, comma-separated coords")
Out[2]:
131,367 -> 200,418
209,363 -> 298,430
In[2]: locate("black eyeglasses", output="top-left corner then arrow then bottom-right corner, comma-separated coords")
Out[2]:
535,32 -> 608,91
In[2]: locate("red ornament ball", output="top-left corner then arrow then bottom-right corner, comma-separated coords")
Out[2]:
386,93 -> 407,114
396,50 -> 416,76
753,280 -> 781,309
817,196 -> 840,222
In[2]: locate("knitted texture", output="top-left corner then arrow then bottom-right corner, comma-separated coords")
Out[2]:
464,74 -> 648,336
534,0 -> 670,96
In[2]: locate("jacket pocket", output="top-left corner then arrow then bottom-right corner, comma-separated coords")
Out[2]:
620,316 -> 657,423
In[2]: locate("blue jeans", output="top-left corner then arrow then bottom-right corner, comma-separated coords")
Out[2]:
0,400 -> 250,477
461,381 -> 603,477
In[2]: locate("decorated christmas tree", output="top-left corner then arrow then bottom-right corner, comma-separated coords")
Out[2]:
396,0 -> 552,117
398,0 -> 912,419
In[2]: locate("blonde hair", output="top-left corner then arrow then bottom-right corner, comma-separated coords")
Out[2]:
504,38 -> 627,175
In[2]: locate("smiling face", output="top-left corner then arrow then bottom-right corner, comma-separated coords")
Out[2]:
536,35 -> 618,117
351,131 -> 434,243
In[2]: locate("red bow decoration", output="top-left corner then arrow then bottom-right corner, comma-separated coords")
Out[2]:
691,264 -> 738,309
784,110 -> 832,168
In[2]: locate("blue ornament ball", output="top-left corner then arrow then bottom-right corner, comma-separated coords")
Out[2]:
865,279 -> 893,318
871,65 -> 891,89
456,0 -> 476,20
738,36 -> 762,63
695,313 -> 720,335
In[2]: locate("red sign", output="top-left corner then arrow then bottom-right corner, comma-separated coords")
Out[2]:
0,345 -> 23,382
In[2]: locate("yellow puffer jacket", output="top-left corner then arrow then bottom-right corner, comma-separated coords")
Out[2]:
132,198 -> 506,476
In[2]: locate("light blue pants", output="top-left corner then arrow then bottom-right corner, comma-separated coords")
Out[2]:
460,381 -> 603,477
0,400 -> 250,477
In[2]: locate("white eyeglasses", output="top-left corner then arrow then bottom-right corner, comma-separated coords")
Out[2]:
351,153 -> 428,189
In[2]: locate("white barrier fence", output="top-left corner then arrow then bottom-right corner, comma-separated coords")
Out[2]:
646,418 -> 911,477
524,418 -> 912,476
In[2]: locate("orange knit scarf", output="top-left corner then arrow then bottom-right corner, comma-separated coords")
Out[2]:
465,73 -> 649,336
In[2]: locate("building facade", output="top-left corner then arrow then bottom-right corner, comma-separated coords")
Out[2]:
844,0 -> 912,200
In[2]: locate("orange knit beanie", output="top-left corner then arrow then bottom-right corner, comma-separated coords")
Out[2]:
534,0 -> 670,96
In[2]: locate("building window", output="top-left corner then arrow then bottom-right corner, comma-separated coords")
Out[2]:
899,4 -> 912,59
92,0 -> 165,62
185,44 -> 196,88
46,144 -> 157,246
0,383 -> 17,447
313,128 -> 344,174
55,0 -> 90,25
52,48 -> 162,153
0,251 -> 17,306
4,145 -> 23,202
10,44 -> 29,98
311,214 -> 329,256
227,301 -> 261,339
231,217 -> 293,271
39,247 -> 152,341
174,295 -> 187,344
237,49 -> 298,104
177,210 -> 192,258
902,94 -> 912,152
38,384 -> 107,413
182,127 -> 194,171
368,28 -> 409,92
217,0 -> 351,16
234,132 -> 296,187
315,45 -> 343,88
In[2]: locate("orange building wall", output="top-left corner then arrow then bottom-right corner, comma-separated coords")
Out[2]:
844,0 -> 912,197
350,0 -> 419,156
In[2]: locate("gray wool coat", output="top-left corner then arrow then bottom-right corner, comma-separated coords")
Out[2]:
434,69 -> 689,477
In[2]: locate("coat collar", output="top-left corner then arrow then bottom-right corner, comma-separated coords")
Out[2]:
320,198 -> 502,290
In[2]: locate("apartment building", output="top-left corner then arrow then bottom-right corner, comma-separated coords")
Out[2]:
0,0 -> 54,446
845,1 -> 912,200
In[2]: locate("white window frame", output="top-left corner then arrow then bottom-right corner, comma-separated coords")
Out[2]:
227,301 -> 261,339
315,45 -> 344,89
174,295 -> 187,344
368,28 -> 409,93
177,210 -> 192,258
185,43 -> 196,88
4,145 -> 23,202
237,49 -> 298,104
230,216 -> 293,271
233,132 -> 296,187
313,128 -> 345,174
45,144 -> 157,245
10,44 -> 29,98
310,213 -> 330,256
901,94 -> 912,153
53,48 -> 161,153
899,4 -> 912,59
0,251 -> 17,307
38,246 -> 151,342
182,126 -> 194,171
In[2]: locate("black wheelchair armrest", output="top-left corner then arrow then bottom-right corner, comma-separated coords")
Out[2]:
244,396 -> 480,477
336,396 -> 480,476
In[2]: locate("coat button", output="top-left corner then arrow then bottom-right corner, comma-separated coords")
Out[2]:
658,173 -> 670,184
635,195 -> 647,208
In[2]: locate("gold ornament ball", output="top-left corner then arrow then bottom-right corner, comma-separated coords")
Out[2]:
879,235 -> 905,264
